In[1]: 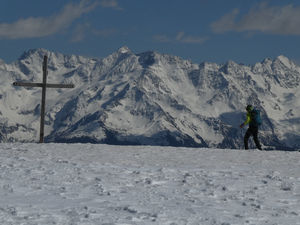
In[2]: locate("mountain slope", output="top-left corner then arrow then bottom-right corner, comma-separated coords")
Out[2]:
0,47 -> 299,149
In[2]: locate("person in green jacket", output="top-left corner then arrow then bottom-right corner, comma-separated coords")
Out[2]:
239,105 -> 262,150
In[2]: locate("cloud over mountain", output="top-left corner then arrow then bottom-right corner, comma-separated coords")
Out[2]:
153,31 -> 208,44
211,2 -> 300,35
0,0 -> 120,39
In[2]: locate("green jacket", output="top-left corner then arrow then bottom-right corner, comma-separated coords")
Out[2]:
243,112 -> 252,126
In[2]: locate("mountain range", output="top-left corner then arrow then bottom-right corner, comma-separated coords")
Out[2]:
0,47 -> 299,150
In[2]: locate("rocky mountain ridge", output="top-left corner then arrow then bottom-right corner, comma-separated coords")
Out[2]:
0,47 -> 299,149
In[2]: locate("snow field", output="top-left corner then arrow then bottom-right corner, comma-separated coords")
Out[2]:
0,143 -> 300,224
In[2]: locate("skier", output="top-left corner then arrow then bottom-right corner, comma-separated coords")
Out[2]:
239,105 -> 262,150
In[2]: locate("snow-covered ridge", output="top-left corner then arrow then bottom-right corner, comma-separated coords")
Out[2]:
0,47 -> 299,149
1,143 -> 300,224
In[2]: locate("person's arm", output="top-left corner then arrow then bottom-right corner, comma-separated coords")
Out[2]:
239,112 -> 251,127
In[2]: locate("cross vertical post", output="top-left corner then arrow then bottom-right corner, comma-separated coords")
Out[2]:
13,55 -> 75,143
40,55 -> 48,143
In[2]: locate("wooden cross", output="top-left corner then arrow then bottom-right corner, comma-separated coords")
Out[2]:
13,55 -> 75,143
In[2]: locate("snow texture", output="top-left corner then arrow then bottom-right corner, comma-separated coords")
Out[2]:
0,47 -> 300,149
1,143 -> 300,224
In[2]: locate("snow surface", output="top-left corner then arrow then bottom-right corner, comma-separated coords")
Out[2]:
1,143 -> 300,224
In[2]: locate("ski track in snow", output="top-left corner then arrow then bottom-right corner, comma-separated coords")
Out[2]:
1,143 -> 300,224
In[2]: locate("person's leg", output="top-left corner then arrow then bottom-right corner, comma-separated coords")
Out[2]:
252,127 -> 262,150
244,128 -> 252,150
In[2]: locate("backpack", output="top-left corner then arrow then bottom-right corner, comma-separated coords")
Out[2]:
250,109 -> 262,127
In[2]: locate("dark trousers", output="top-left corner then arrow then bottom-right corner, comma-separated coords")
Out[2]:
244,126 -> 262,150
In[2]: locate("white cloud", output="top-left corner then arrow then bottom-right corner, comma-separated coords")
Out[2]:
175,31 -> 209,44
211,2 -> 300,35
70,23 -> 90,42
175,31 -> 185,41
154,31 -> 208,44
0,0 -> 99,39
211,8 -> 240,33
100,0 -> 123,10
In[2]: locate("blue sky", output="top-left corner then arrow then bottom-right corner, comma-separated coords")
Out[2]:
1,0 -> 300,66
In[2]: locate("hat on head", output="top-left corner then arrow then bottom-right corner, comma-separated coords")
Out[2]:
246,105 -> 252,111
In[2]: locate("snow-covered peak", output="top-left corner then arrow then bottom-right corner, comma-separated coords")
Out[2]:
273,55 -> 293,69
252,62 -> 263,73
117,46 -> 132,54
218,60 -> 240,74
261,58 -> 272,64
0,58 -> 7,70
17,48 -> 50,61
199,62 -> 219,71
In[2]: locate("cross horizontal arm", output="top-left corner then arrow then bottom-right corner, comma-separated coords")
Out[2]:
46,83 -> 75,88
13,82 -> 75,88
